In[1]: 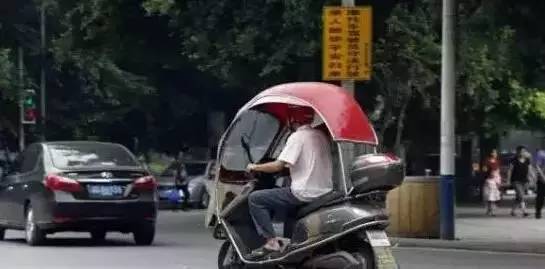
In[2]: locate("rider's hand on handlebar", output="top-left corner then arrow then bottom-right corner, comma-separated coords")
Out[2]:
246,163 -> 257,172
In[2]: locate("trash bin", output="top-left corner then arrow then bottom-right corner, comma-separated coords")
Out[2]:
386,176 -> 440,238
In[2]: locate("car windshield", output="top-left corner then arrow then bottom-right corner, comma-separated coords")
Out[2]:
185,163 -> 207,176
48,143 -> 139,169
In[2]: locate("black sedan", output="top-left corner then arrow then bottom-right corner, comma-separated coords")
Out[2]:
0,141 -> 157,246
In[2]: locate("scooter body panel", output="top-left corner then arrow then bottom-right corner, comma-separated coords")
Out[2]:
221,202 -> 390,266
291,202 -> 388,246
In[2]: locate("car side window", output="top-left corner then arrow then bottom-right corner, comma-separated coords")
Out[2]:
20,144 -> 40,173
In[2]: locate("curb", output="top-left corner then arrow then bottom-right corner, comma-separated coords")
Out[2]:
390,237 -> 545,255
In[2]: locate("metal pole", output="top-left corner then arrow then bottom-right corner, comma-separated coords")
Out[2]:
17,47 -> 25,151
440,0 -> 456,240
340,0 -> 356,194
40,0 -> 47,140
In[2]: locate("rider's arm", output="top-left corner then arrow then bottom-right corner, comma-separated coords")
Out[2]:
247,131 -> 302,174
248,161 -> 286,173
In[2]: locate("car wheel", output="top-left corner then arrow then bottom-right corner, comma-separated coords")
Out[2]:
133,222 -> 155,246
25,206 -> 45,246
0,228 -> 5,240
90,230 -> 107,242
200,191 -> 210,209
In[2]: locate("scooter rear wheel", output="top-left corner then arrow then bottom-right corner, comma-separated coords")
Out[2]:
342,238 -> 375,269
353,251 -> 374,269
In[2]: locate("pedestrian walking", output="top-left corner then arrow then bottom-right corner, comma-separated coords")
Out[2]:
174,151 -> 190,210
534,149 -> 545,219
483,149 -> 501,216
508,146 -> 531,217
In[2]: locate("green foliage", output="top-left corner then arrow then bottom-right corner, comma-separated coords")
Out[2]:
0,48 -> 15,98
455,1 -> 545,134
143,0 -> 326,89
3,0 -> 545,153
371,1 -> 440,149
52,0 -> 156,105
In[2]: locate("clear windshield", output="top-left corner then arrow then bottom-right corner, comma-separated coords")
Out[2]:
221,110 -> 280,171
337,142 -> 376,191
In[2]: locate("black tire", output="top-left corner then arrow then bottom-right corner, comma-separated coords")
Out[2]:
133,222 -> 155,246
353,251 -> 374,269
25,206 -> 46,246
200,191 -> 210,209
0,228 -> 5,241
218,241 -> 245,269
90,230 -> 107,242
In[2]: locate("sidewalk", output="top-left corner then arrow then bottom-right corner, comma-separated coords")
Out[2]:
391,206 -> 545,254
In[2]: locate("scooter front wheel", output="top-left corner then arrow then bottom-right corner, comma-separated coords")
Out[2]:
218,241 -> 246,269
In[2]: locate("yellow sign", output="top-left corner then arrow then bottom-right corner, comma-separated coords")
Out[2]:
322,6 -> 372,81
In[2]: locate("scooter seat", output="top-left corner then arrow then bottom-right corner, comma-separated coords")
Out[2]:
296,191 -> 344,218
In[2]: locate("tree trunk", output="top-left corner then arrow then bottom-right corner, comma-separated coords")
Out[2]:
394,94 -> 411,156
378,108 -> 395,150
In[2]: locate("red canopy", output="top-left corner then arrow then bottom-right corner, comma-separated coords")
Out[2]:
238,82 -> 378,145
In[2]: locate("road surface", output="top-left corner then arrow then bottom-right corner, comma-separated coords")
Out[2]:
0,210 -> 543,268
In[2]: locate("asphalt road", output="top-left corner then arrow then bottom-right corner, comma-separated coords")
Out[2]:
0,210 -> 544,269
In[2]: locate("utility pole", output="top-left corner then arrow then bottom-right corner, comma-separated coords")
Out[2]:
40,0 -> 47,141
440,0 -> 456,240
18,47 -> 25,151
341,0 -> 355,96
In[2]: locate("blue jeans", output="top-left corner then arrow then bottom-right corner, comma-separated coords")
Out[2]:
248,187 -> 305,239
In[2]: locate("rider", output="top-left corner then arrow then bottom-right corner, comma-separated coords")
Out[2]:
246,105 -> 333,254
174,151 -> 190,210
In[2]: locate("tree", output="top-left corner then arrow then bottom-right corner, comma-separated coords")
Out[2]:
371,1 -> 440,155
49,0 -> 233,152
142,0 -> 330,90
0,48 -> 15,97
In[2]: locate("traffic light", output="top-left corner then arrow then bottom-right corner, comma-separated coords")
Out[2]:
22,89 -> 37,124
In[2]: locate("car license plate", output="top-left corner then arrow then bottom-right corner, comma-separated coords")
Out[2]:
366,230 -> 391,247
87,185 -> 124,198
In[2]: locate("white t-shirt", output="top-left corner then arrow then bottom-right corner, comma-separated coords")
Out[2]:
278,125 -> 333,202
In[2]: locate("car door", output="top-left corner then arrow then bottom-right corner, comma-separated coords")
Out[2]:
0,170 -> 15,225
6,144 -> 41,225
0,152 -> 23,226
